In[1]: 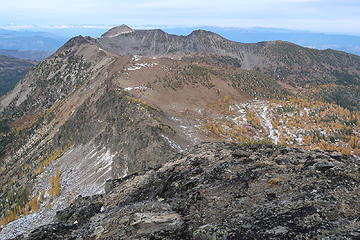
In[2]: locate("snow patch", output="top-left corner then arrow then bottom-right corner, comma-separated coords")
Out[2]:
161,134 -> 184,152
259,105 -> 279,144
124,86 -> 148,91
132,55 -> 141,62
127,62 -> 158,71
107,31 -> 133,38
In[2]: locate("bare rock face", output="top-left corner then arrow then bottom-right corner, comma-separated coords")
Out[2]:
101,25 -> 135,38
13,143 -> 360,239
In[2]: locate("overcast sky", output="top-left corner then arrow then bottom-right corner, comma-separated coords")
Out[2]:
0,0 -> 359,35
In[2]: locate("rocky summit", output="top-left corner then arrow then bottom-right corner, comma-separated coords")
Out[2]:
12,143 -> 360,239
0,25 -> 359,239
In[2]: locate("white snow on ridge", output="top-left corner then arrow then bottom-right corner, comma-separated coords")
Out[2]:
229,100 -> 280,144
161,134 -> 184,152
132,55 -> 141,62
127,66 -> 142,71
107,31 -> 133,38
127,62 -> 158,71
258,105 -> 279,144
124,86 -> 148,91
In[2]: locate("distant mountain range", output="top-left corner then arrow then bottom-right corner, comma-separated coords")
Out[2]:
0,55 -> 34,96
0,49 -> 52,62
6,25 -> 360,53
0,28 -> 65,51
1,26 -> 360,57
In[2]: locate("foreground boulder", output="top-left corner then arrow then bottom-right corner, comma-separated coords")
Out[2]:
14,143 -> 360,239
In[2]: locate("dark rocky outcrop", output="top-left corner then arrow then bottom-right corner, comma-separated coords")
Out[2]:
14,143 -> 360,239
55,195 -> 103,226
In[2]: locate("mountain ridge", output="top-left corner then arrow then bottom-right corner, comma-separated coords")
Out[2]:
97,26 -> 360,87
164,26 -> 360,56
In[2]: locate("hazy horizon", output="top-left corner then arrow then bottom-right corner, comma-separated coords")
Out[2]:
1,24 -> 360,37
0,0 -> 359,35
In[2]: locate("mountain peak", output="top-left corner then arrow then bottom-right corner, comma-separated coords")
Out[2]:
190,29 -> 213,34
189,29 -> 220,37
101,24 -> 135,38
